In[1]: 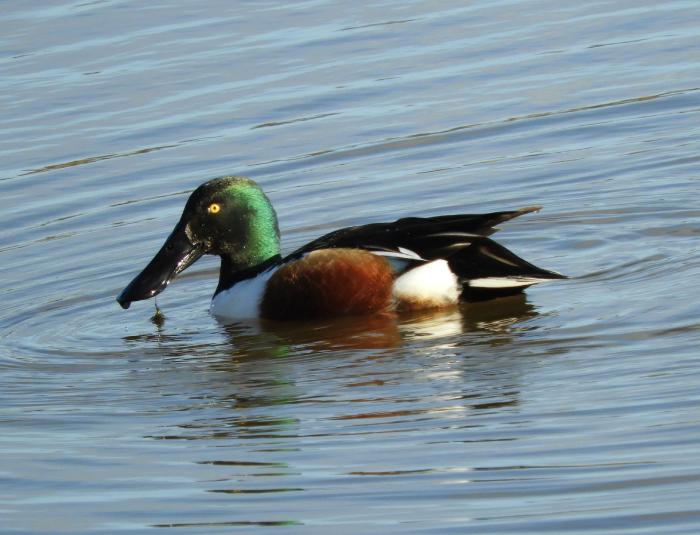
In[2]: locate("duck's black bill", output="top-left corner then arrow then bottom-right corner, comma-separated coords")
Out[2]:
117,223 -> 204,309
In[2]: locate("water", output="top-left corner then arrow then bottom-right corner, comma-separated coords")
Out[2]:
2,1 -> 700,533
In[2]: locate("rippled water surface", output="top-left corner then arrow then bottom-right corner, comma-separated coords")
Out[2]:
2,1 -> 700,533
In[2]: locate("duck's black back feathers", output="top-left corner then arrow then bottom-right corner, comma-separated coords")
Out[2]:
289,206 -> 541,257
286,206 -> 564,301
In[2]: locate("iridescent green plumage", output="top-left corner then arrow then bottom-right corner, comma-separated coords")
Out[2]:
221,177 -> 281,268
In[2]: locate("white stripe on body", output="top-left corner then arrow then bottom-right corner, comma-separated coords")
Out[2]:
468,276 -> 552,288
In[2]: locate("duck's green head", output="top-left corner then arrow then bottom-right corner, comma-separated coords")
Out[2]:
117,176 -> 280,309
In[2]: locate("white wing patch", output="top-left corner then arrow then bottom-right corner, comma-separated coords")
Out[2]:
468,276 -> 552,288
210,268 -> 277,320
399,246 -> 422,259
370,247 -> 424,274
370,247 -> 424,260
393,259 -> 460,307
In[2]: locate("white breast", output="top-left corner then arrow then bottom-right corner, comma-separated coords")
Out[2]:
209,268 -> 278,320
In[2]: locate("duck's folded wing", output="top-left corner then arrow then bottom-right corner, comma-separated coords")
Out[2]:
284,207 -> 565,301
287,206 -> 542,259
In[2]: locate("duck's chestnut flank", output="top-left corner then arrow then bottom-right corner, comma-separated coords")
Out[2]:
260,249 -> 394,320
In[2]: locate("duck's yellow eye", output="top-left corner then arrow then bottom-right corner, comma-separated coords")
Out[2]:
208,203 -> 221,214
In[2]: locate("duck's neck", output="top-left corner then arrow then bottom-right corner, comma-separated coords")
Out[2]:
214,253 -> 282,297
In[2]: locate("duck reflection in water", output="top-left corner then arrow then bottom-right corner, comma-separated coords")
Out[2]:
122,293 -> 537,353
137,297 -> 534,444
216,293 -> 538,352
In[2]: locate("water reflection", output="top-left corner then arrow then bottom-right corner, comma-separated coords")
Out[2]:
119,295 -> 538,365
135,298 -> 537,451
133,298 -> 536,532
217,294 -> 537,352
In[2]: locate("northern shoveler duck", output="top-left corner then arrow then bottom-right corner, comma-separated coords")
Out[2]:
117,176 -> 565,321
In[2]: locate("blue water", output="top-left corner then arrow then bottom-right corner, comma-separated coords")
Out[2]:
2,1 -> 700,533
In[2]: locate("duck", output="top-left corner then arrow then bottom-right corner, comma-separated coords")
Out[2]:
117,176 -> 565,321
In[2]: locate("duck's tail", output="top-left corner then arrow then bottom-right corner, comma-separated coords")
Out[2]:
443,234 -> 566,301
